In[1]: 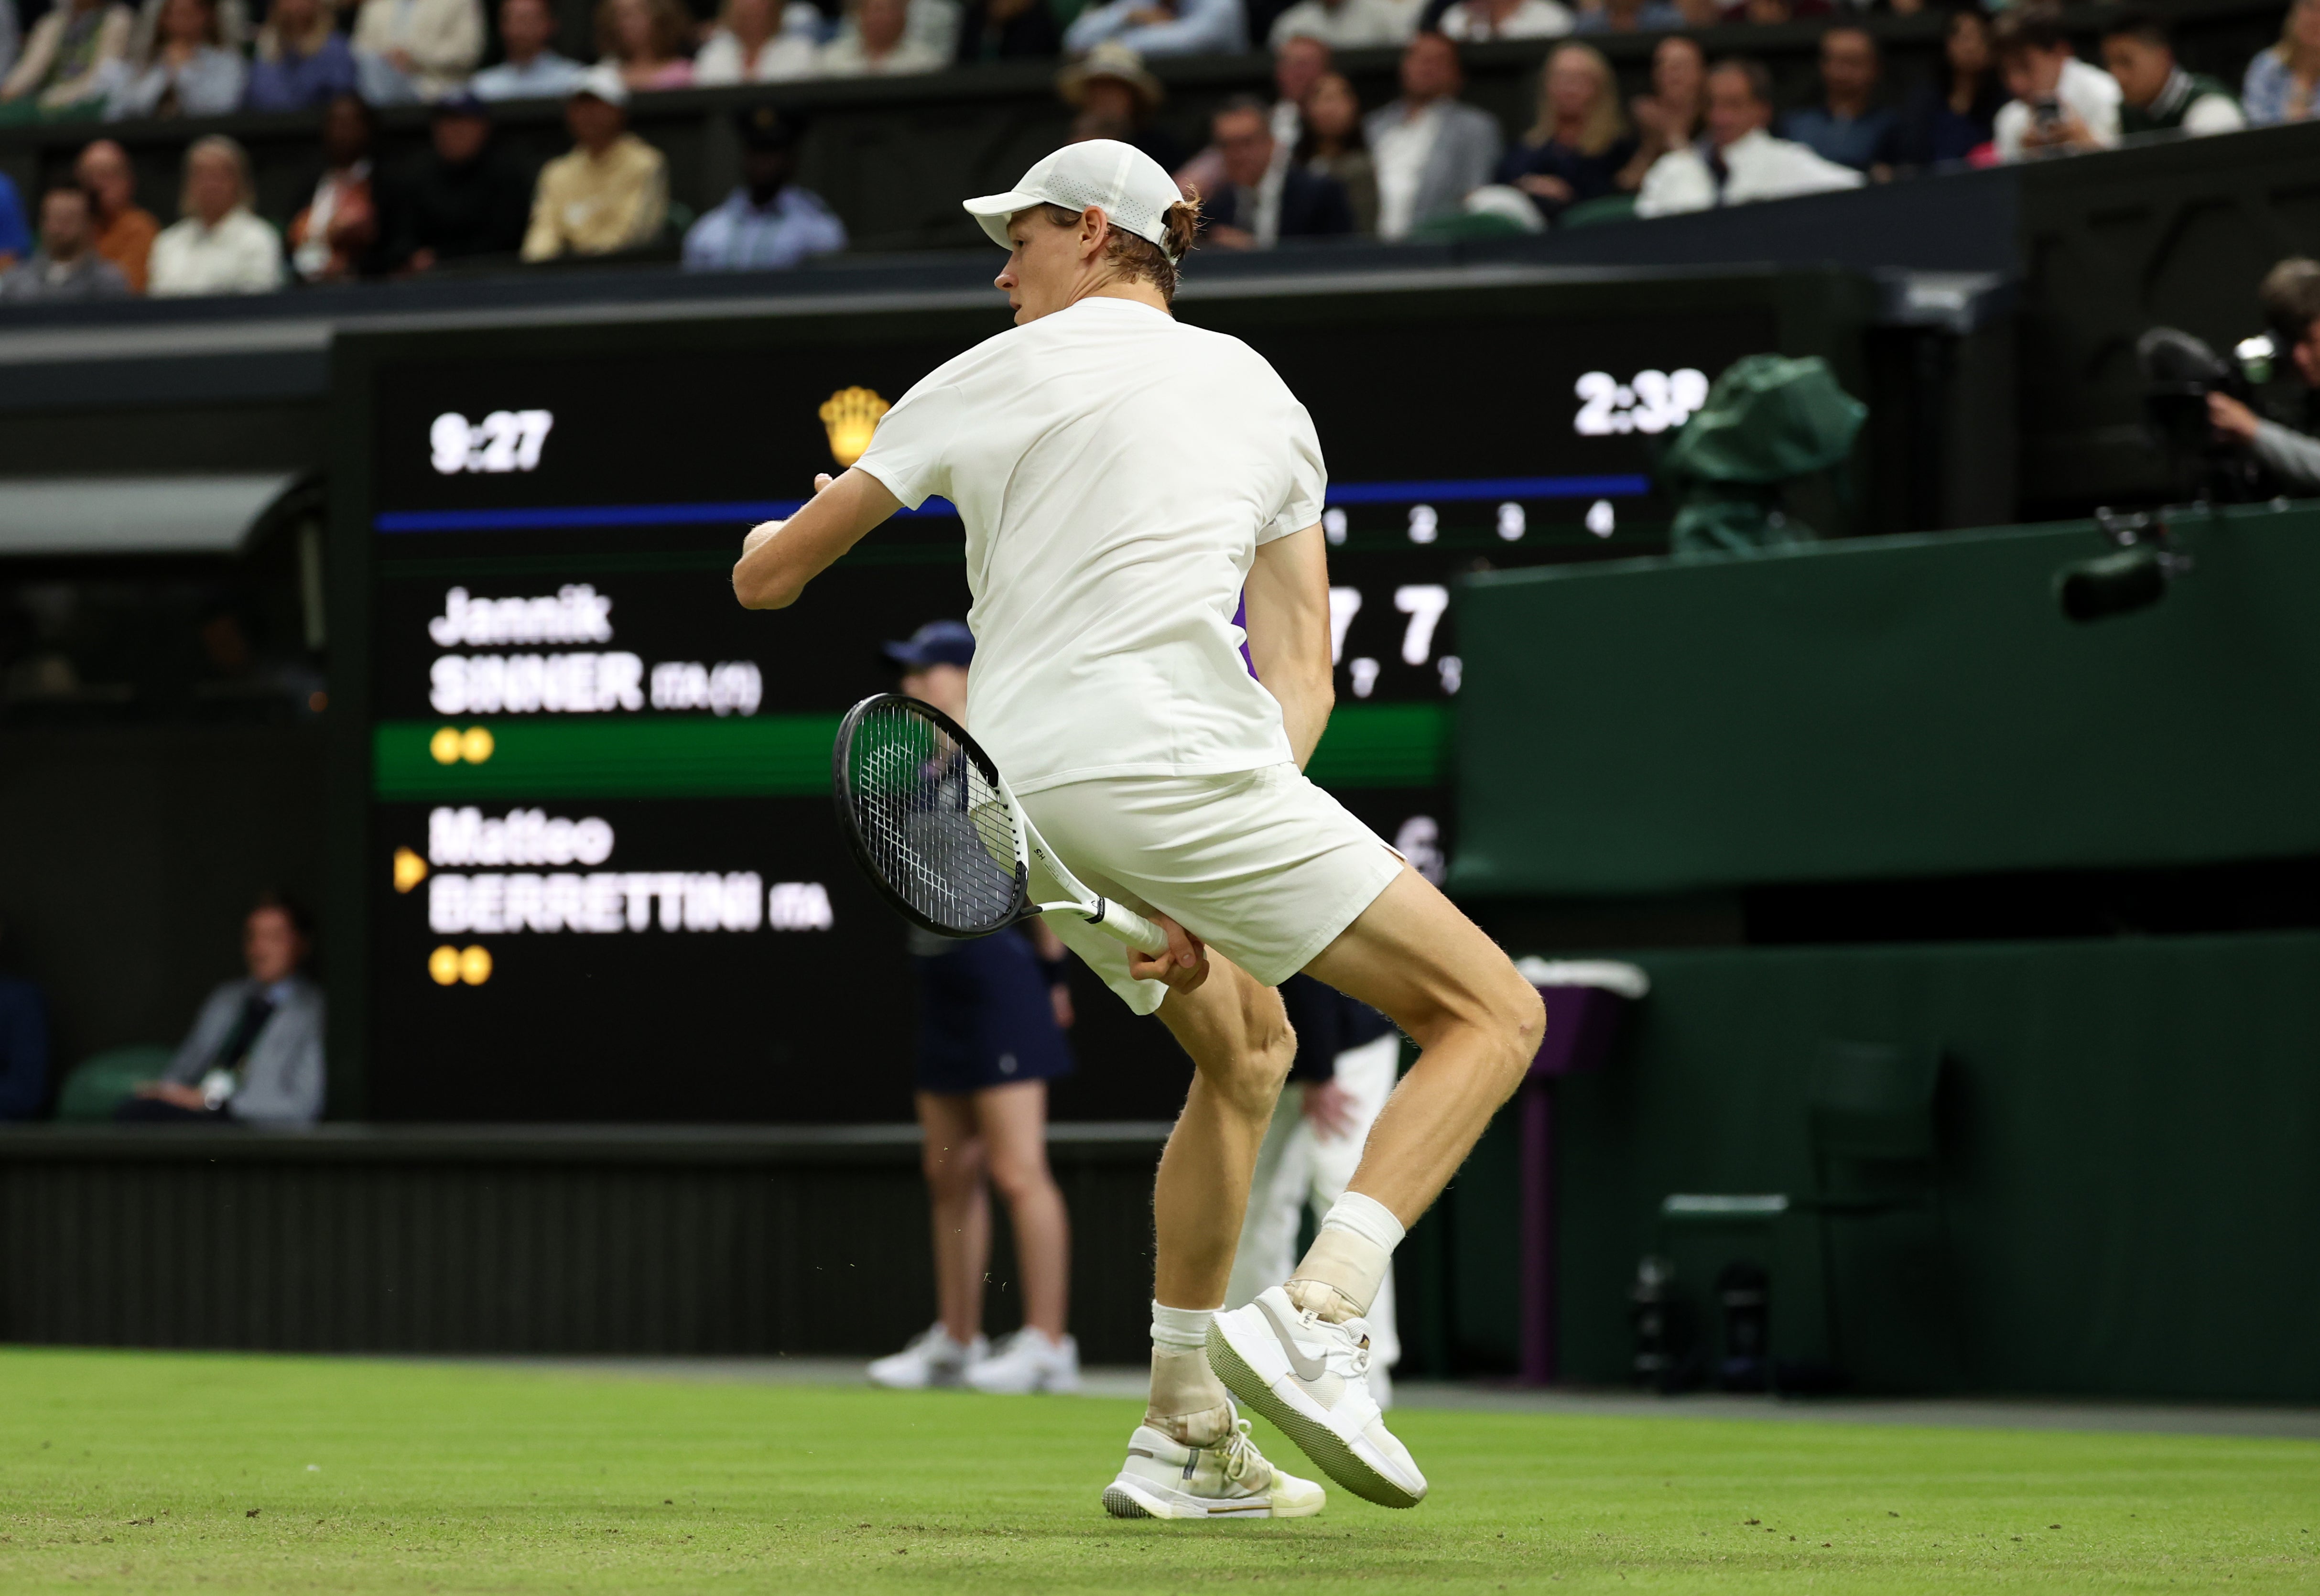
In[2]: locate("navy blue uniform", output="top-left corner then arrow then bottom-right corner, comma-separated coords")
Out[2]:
912,926 -> 1075,1095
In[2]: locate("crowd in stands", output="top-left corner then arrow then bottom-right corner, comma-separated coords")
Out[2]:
0,0 -> 2308,299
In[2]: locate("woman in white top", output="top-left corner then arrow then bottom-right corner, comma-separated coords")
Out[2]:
148,134 -> 284,295
106,0 -> 244,118
1437,0 -> 1571,43
730,139 -> 1541,1523
693,0 -> 818,82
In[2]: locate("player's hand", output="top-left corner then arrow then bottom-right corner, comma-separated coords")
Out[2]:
1128,910 -> 1209,994
1301,1079 -> 1357,1141
2210,391 -> 2263,444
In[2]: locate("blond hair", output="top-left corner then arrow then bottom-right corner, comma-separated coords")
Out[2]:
1528,43 -> 1628,157
180,133 -> 254,215
1039,196 -> 1202,305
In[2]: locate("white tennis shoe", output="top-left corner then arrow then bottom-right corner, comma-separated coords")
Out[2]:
867,1324 -> 986,1390
1207,1287 -> 1427,1509
965,1328 -> 1080,1394
1101,1410 -> 1326,1520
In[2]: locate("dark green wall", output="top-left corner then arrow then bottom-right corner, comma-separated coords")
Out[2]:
1454,504 -> 2320,899
1542,931 -> 2320,1402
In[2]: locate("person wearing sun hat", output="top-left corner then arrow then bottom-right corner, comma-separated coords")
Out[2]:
519,62 -> 667,260
1053,41 -> 1184,169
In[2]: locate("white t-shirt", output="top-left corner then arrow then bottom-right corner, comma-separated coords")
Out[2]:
1993,55 -> 2123,161
854,296 -> 1327,795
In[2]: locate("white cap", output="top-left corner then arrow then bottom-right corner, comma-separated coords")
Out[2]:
961,140 -> 1185,261
572,62 -> 628,106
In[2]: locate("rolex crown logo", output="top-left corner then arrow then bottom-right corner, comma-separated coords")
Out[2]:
819,386 -> 890,468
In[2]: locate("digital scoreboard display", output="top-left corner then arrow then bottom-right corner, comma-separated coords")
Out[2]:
334,270 -> 1846,1122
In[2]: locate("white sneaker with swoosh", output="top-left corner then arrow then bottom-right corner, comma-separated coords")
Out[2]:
1101,1410 -> 1326,1520
1206,1287 -> 1427,1509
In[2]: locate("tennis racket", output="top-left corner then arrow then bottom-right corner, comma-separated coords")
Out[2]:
831,693 -> 1169,957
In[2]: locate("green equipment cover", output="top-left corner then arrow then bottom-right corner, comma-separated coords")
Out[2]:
1662,354 -> 1867,556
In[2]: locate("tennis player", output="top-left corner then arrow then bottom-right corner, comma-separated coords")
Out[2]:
734,139 -> 1543,1519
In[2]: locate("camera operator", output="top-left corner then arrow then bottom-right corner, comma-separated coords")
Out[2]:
2210,258 -> 2320,493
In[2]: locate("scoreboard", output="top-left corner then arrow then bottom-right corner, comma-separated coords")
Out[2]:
328,267 -> 1863,1122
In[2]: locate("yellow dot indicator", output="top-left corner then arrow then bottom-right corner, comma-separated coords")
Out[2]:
460,726 -> 495,764
392,847 -> 428,894
428,945 -> 462,985
430,727 -> 463,764
459,945 -> 493,985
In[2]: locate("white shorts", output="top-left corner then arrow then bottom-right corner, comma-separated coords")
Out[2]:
1020,764 -> 1406,1015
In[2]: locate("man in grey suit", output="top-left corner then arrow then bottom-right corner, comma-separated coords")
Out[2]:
1363,32 -> 1503,240
119,896 -> 325,1126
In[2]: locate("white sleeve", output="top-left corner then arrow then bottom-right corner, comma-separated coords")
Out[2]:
1993,100 -> 2027,162
1262,399 -> 1327,543
2184,94 -> 2248,136
850,377 -> 959,510
1635,149 -> 1713,217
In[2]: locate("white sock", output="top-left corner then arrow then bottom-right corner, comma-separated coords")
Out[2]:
1149,1301 -> 1214,1351
1288,1192 -> 1407,1320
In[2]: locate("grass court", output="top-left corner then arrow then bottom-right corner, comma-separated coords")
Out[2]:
3,1347 -> 2315,1593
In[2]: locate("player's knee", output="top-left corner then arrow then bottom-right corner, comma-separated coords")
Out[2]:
1203,1013 -> 1294,1118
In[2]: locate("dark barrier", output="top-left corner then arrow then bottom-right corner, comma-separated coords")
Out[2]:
0,1123 -> 1167,1360
0,1 -> 2275,256
1453,503 -> 2320,900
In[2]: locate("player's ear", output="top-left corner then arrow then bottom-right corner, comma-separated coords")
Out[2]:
1081,206 -> 1107,261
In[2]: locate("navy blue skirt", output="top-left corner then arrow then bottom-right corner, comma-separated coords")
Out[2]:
913,927 -> 1075,1095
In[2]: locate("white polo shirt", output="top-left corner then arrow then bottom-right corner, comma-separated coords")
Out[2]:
854,294 -> 1328,795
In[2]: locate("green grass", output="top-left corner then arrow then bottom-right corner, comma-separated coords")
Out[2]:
3,1348 -> 2315,1594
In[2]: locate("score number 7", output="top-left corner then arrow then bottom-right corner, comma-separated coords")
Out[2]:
1329,584 -> 1449,667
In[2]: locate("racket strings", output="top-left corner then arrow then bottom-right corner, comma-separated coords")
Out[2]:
846,700 -> 1021,935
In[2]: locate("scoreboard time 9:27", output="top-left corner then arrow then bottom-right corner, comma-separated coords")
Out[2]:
333,271 -> 1813,1122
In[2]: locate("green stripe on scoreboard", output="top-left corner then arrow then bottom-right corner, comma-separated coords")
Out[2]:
374,703 -> 1449,801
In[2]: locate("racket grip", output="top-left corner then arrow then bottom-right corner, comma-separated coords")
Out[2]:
1088,898 -> 1169,959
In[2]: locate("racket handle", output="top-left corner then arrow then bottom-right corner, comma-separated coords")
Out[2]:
1088,898 -> 1169,959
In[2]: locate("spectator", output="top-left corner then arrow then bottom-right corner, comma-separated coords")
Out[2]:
1893,3 -> 2003,169
76,138 -> 157,289
1179,32 -> 1326,199
1618,31 -> 1702,188
0,182 -> 131,298
1267,0 -> 1405,51
1437,0 -> 1570,43
1203,94 -> 1352,248
118,895 -> 324,1127
683,104 -> 846,269
106,0 -> 243,118
1636,55 -> 1863,216
289,92 -> 381,281
351,0 -> 485,101
0,916 -> 46,1122
818,0 -> 944,71
470,0 -> 589,98
955,0 -> 1060,62
1496,42 -> 1635,222
697,0 -> 817,79
1293,69 -> 1374,233
148,134 -> 285,294
1056,43 -> 1182,170
1062,0 -> 1243,59
1363,32 -> 1500,240
0,0 -> 16,84
2211,258 -> 2320,490
1991,3 -> 2119,161
0,170 -> 24,267
520,66 -> 666,259
379,90 -> 531,270
1572,0 -> 1680,31
0,0 -> 132,116
2247,0 -> 2320,127
598,0 -> 693,87
1781,24 -> 1896,175
124,0 -> 248,71
244,0 -> 359,110
2103,10 -> 2243,139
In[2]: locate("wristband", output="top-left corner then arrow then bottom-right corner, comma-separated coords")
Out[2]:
1038,955 -> 1070,988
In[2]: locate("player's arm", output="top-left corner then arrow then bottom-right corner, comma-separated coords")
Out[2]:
1244,522 -> 1333,769
731,467 -> 902,610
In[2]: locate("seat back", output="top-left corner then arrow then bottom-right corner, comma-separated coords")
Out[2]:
1809,1040 -> 1940,1166
54,1045 -> 174,1123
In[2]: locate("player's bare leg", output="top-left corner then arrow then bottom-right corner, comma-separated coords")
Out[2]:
1207,866 -> 1541,1506
1099,951 -> 1324,1519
